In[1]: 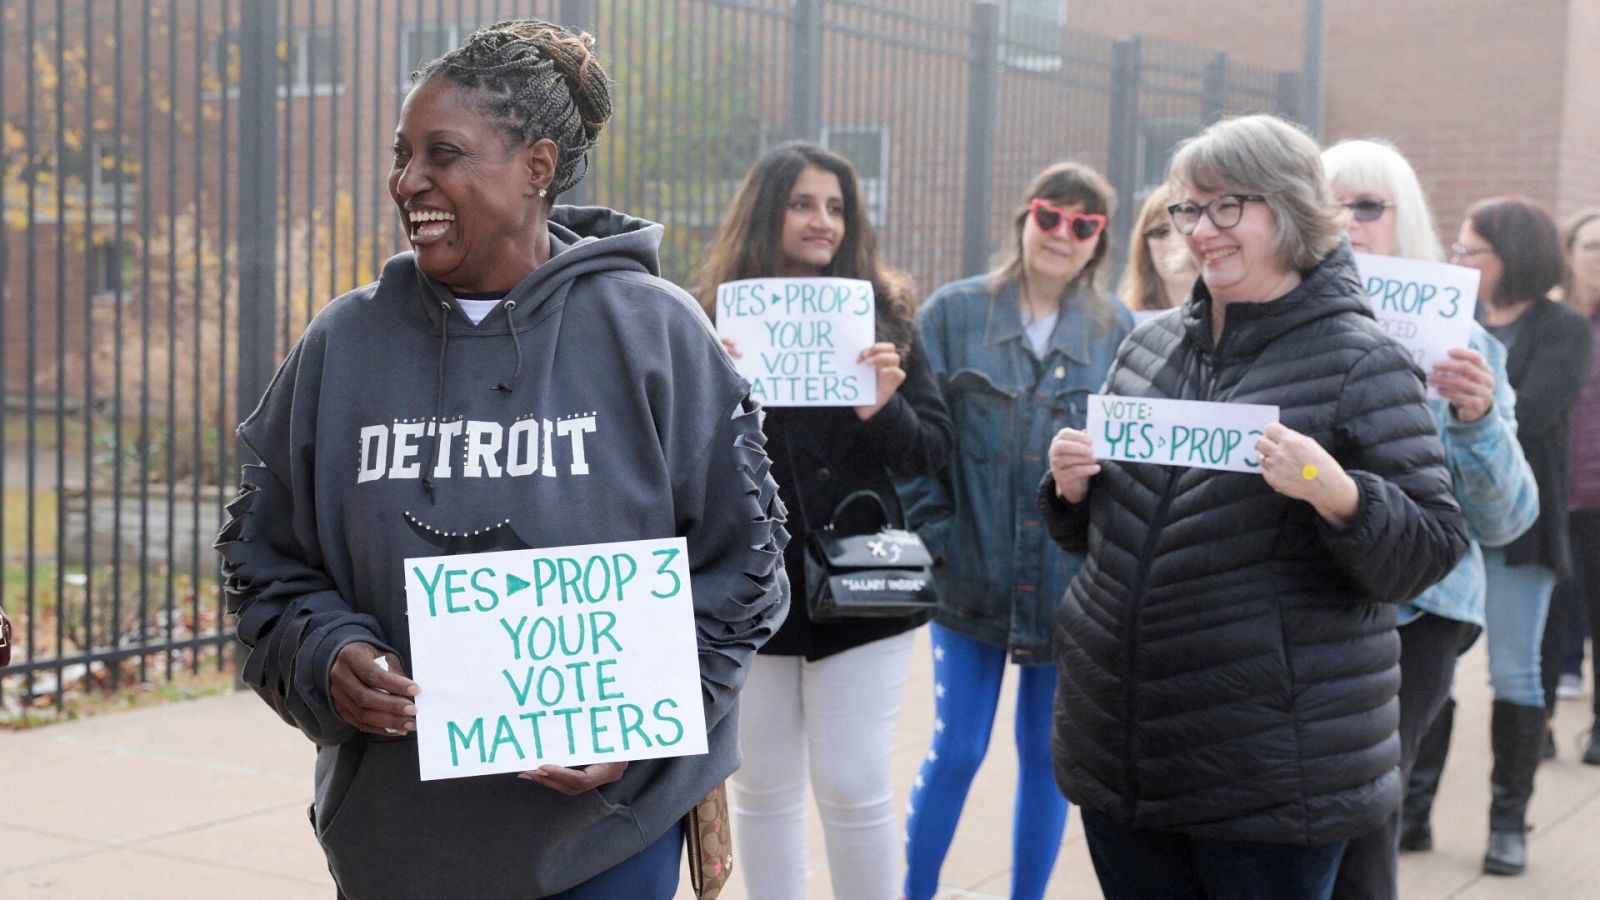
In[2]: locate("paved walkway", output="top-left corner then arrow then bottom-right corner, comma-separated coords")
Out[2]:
3,633 -> 1599,898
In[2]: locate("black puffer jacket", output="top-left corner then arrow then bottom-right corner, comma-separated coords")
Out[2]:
1039,244 -> 1469,845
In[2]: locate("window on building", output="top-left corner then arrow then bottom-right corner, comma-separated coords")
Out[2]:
206,27 -> 343,97
400,21 -> 492,87
91,240 -> 137,304
822,127 -> 890,228
17,136 -> 139,224
1001,0 -> 1067,71
284,28 -> 344,95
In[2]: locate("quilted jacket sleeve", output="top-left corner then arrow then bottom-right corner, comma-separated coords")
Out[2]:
1319,344 -> 1471,603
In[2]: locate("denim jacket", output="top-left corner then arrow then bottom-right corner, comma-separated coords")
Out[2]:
898,275 -> 1131,663
1399,322 -> 1539,627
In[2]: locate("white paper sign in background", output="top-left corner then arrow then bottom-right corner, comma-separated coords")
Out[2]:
1353,252 -> 1479,396
1086,394 -> 1280,474
404,537 -> 705,781
715,277 -> 876,407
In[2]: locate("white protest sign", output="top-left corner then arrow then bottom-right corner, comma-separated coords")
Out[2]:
1087,394 -> 1279,474
715,277 -> 876,407
1353,252 -> 1479,395
404,537 -> 705,781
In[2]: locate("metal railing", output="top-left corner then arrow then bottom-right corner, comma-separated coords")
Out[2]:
0,0 -> 1297,715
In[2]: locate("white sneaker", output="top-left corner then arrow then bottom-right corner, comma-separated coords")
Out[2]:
1558,673 -> 1584,700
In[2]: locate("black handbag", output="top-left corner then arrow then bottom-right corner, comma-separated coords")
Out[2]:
804,490 -> 938,621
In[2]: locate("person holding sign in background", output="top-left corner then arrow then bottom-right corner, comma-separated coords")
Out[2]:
218,21 -> 789,900
1404,197 -> 1593,876
1040,115 -> 1468,900
1118,183 -> 1198,316
1539,208 -> 1600,767
694,142 -> 952,900
1321,139 -> 1537,898
897,162 -> 1132,900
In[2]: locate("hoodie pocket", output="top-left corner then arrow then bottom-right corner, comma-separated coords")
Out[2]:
317,740 -> 632,898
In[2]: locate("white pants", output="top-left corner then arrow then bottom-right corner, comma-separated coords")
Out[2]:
730,629 -> 917,900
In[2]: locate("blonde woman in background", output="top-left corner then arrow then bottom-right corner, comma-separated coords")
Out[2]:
1118,183 -> 1196,314
1322,138 -> 1536,897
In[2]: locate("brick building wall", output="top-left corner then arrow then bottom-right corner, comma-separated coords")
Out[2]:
1072,0 -> 1599,239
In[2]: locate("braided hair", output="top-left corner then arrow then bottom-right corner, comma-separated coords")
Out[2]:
413,19 -> 612,198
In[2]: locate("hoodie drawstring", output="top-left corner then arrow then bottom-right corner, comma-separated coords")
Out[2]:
421,295 -> 524,504
420,299 -> 452,504
495,299 -> 522,393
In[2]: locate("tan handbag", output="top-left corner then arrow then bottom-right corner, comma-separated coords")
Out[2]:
684,783 -> 732,899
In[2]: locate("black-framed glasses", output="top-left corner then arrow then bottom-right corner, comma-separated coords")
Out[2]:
1166,194 -> 1266,235
1341,199 -> 1392,223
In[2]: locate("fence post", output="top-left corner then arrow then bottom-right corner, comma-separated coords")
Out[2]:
560,0 -> 594,206
1107,36 -> 1141,283
1202,51 -> 1228,123
234,0 -> 280,687
960,1 -> 999,278
788,0 -> 823,141
236,0 -> 278,466
1275,70 -> 1301,123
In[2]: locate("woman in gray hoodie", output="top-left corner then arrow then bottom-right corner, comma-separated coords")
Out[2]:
217,20 -> 788,899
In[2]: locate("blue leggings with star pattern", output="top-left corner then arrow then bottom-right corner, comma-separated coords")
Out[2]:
902,623 -> 1069,900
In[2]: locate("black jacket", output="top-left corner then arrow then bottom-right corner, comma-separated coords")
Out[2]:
1039,245 -> 1469,845
1496,296 -> 1594,580
762,337 -> 953,660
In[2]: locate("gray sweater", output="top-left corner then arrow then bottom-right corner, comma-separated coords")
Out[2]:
218,207 -> 789,898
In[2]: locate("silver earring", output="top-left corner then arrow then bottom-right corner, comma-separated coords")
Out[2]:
538,187 -> 548,198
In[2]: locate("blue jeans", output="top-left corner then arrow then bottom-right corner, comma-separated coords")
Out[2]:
1483,548 -> 1558,708
544,822 -> 682,900
1081,808 -> 1347,900
903,624 -> 1068,900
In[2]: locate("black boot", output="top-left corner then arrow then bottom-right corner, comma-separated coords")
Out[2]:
1583,725 -> 1600,766
1400,698 -> 1455,852
1484,700 -> 1546,875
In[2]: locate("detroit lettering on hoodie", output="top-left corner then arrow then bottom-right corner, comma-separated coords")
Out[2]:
357,411 -> 599,482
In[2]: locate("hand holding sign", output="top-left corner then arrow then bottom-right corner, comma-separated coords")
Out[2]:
1255,423 -> 1359,528
855,342 -> 906,421
1429,347 -> 1495,423
1049,427 -> 1101,503
520,760 -> 628,796
715,277 -> 877,407
330,642 -> 420,736
1352,252 -> 1479,399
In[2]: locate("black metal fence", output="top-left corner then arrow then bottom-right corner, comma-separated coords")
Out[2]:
0,0 -> 1297,716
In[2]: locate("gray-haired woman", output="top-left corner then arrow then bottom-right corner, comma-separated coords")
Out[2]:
218,20 -> 788,899
1040,114 -> 1469,899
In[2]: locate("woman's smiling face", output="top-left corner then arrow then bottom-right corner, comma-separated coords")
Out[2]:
389,79 -> 546,293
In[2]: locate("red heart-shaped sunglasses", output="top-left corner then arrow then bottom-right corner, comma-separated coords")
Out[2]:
1030,199 -> 1106,241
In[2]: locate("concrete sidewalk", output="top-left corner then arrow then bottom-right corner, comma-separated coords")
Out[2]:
4,632 -> 1599,898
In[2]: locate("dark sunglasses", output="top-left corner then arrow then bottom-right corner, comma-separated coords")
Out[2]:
1030,199 -> 1106,241
1341,199 -> 1392,223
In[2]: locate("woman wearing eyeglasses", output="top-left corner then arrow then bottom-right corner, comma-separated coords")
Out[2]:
1402,197 -> 1592,876
898,161 -> 1132,900
1321,139 -> 1536,897
1119,183 -> 1197,314
1539,209 -> 1600,768
1040,115 -> 1468,899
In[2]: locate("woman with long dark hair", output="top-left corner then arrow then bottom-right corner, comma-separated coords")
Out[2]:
696,142 -> 952,900
1410,196 -> 1593,875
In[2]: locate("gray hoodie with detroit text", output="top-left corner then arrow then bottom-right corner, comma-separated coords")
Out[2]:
217,207 -> 789,898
